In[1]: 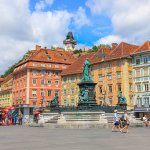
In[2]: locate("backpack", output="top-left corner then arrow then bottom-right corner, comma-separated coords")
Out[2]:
121,114 -> 124,121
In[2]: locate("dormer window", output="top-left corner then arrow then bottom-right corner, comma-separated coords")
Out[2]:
136,58 -> 140,65
143,57 -> 148,64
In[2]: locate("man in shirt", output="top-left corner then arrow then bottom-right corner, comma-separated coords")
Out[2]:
112,109 -> 121,131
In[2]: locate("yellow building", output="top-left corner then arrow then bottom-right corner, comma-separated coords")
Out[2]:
91,42 -> 138,109
0,74 -> 13,107
61,54 -> 94,106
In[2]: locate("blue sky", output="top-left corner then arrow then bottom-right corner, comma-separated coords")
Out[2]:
29,0 -> 112,46
0,0 -> 150,74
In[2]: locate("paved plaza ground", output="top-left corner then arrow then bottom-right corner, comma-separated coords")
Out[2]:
0,126 -> 150,150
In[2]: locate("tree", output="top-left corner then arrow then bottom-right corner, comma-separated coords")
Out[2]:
87,44 -> 110,53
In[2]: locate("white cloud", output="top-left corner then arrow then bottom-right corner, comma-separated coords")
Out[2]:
0,0 -> 90,75
73,7 -> 90,28
86,0 -> 150,43
35,0 -> 54,11
95,35 -> 127,45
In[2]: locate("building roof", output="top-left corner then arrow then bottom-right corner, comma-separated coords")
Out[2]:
16,47 -> 77,67
0,77 -> 4,83
90,47 -> 112,64
61,53 -> 94,76
0,74 -> 13,85
105,42 -> 138,61
133,40 -> 150,54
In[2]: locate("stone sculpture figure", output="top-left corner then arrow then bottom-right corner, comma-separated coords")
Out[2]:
118,91 -> 127,104
50,93 -> 59,106
81,58 -> 93,82
79,89 -> 89,103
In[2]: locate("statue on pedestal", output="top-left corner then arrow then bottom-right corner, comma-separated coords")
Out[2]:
50,93 -> 59,106
118,91 -> 126,104
81,58 -> 93,82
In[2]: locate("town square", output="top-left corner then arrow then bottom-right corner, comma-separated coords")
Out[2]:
0,0 -> 150,149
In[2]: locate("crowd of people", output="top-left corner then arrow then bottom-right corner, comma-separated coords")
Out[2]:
0,110 -> 23,126
112,110 -> 130,133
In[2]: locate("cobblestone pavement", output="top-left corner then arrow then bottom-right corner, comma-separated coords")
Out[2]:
0,126 -> 150,150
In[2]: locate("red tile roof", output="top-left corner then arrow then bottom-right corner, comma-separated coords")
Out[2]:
90,47 -> 112,64
16,47 -> 77,67
0,74 -> 13,85
133,40 -> 150,53
105,42 -> 138,61
0,77 -> 4,83
61,53 -> 94,76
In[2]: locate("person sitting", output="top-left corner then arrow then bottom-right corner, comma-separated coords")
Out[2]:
112,110 -> 121,132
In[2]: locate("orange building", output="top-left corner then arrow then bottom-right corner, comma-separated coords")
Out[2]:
12,45 -> 76,110
91,42 -> 138,109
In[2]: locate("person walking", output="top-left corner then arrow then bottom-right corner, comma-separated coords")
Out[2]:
120,110 -> 130,133
112,109 -> 121,132
18,112 -> 23,125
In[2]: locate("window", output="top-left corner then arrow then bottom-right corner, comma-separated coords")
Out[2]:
48,71 -> 52,76
107,73 -> 112,80
144,98 -> 149,107
48,64 -> 51,68
32,90 -> 37,96
116,72 -> 121,78
48,79 -> 51,85
129,71 -> 132,78
118,84 -> 121,92
41,79 -> 45,85
63,89 -> 67,96
55,71 -> 59,76
137,98 -> 142,107
117,61 -> 121,66
129,84 -> 132,91
47,90 -> 52,96
109,85 -> 112,93
41,64 -> 45,67
32,102 -> 36,107
55,80 -> 59,85
33,63 -> 37,67
136,58 -> 140,65
32,70 -> 37,75
55,90 -> 59,95
137,84 -> 141,92
55,65 -> 59,68
144,83 -> 149,92
99,86 -> 103,93
64,99 -> 67,106
143,68 -> 148,76
71,99 -> 74,106
63,77 -> 67,83
143,57 -> 148,64
99,97 -> 103,105
98,64 -> 102,69
40,90 -> 45,96
109,98 -> 112,106
71,88 -> 74,94
136,69 -> 140,77
99,74 -> 102,81
41,70 -> 46,75
32,78 -> 37,85
70,77 -> 75,82
108,63 -> 112,68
